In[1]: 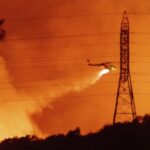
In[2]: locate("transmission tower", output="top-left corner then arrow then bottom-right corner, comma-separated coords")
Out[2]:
113,11 -> 136,124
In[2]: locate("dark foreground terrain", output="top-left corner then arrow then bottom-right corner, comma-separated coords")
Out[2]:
1,115 -> 150,150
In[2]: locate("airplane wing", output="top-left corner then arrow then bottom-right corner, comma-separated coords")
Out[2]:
87,60 -> 111,67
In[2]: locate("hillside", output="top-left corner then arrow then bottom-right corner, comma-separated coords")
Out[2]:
1,115 -> 150,150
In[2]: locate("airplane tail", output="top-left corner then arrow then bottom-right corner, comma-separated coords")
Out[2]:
87,59 -> 91,65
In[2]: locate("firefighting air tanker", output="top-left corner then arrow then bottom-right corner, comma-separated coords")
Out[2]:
87,59 -> 116,71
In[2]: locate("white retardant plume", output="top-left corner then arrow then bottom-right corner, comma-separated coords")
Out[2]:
98,69 -> 110,78
95,69 -> 110,83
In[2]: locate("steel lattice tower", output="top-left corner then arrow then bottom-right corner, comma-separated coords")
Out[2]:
113,11 -> 136,124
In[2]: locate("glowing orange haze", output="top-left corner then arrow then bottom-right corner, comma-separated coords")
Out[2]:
0,0 -> 149,140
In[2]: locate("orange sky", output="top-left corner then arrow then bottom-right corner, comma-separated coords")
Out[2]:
0,0 -> 149,140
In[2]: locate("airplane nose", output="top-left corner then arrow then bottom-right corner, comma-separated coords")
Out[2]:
111,66 -> 116,71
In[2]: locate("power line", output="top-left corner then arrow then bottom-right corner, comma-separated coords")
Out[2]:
129,12 -> 150,15
0,49 -> 150,59
6,32 -> 119,41
3,42 -> 120,48
0,94 -> 117,103
5,32 -> 150,41
0,54 -> 120,63
6,12 -> 123,21
0,77 -> 149,86
3,40 -> 150,50
0,57 -> 149,65
0,93 -> 149,103
5,12 -> 150,22
132,32 -> 150,35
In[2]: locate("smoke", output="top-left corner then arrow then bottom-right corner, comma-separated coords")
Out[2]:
0,57 -> 37,139
0,0 -> 149,140
0,54 -> 109,139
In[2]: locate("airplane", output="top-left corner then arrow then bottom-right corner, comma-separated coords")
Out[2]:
87,59 -> 116,71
